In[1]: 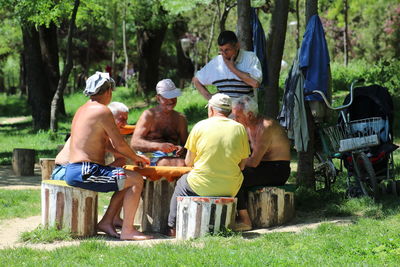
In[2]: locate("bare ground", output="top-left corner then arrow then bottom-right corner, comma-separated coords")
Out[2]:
0,165 -> 354,250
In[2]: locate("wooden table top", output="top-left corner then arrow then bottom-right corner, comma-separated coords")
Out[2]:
124,165 -> 192,182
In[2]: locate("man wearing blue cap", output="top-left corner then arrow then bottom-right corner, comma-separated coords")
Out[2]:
65,71 -> 152,240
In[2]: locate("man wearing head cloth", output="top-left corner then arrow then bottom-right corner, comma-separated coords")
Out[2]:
131,79 -> 188,166
166,93 -> 250,236
65,71 -> 152,240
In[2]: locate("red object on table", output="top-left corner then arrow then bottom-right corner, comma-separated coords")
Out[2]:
123,165 -> 192,182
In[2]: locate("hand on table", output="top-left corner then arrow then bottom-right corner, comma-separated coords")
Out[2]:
134,154 -> 150,168
159,142 -> 179,153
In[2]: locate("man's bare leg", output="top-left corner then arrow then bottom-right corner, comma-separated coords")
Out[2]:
113,206 -> 123,228
120,170 -> 153,240
237,209 -> 252,226
98,189 -> 126,238
157,157 -> 186,167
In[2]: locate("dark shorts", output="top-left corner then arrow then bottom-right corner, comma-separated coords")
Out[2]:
65,162 -> 126,192
242,161 -> 291,187
237,161 -> 291,210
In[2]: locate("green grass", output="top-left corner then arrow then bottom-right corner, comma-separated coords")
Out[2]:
2,215 -> 400,265
20,226 -> 73,244
0,189 -> 41,222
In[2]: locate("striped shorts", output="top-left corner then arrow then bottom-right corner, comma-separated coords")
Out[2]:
65,162 -> 126,192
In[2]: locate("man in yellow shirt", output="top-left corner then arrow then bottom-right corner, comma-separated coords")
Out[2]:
167,93 -> 250,236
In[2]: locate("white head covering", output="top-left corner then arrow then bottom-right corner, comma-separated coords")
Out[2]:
84,71 -> 115,96
156,79 -> 181,99
206,93 -> 232,111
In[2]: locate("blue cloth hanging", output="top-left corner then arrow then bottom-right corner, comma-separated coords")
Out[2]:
251,8 -> 268,86
299,15 -> 330,101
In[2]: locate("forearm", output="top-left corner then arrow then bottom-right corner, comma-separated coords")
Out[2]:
131,139 -> 164,152
229,68 -> 260,88
192,77 -> 212,100
246,155 -> 262,168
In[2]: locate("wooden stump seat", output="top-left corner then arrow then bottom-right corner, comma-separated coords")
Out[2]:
39,158 -> 56,180
12,148 -> 35,176
41,180 -> 98,237
176,196 -> 237,240
247,185 -> 295,228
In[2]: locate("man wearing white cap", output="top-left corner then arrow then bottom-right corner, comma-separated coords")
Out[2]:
65,71 -> 152,240
131,79 -> 188,166
166,93 -> 250,236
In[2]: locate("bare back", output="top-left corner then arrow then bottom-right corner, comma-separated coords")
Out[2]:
69,101 -> 116,165
248,118 -> 291,164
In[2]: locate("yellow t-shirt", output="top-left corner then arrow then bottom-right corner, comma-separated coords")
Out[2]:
186,116 -> 250,196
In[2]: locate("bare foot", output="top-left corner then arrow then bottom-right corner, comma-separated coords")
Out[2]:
113,217 -> 123,229
97,222 -> 120,238
120,229 -> 153,241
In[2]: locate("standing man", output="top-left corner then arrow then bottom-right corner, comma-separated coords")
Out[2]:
192,30 -> 262,100
167,93 -> 250,236
232,95 -> 291,231
65,72 -> 151,240
131,79 -> 188,166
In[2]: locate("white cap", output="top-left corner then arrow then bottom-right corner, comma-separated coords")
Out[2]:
206,93 -> 232,111
156,79 -> 181,99
84,72 -> 115,96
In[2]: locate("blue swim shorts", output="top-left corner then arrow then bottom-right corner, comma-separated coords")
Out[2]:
51,164 -> 66,180
137,151 -> 176,166
65,162 -> 126,192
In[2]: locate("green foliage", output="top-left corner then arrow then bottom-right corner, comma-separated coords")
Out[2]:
21,225 -> 73,244
0,189 -> 41,222
0,93 -> 30,116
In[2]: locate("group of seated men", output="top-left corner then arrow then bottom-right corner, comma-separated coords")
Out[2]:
55,30 -> 291,240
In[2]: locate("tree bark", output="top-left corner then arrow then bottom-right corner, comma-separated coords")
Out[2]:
236,0 -> 252,50
122,0 -> 129,88
297,0 -> 319,189
264,0 -> 290,118
39,23 -> 65,116
50,0 -> 80,131
172,18 -> 194,88
137,24 -> 167,96
22,24 -> 52,130
343,0 -> 349,66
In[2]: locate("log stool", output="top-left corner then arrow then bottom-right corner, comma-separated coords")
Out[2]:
247,185 -> 295,228
39,158 -> 56,180
176,196 -> 237,240
12,148 -> 35,176
141,178 -> 176,233
41,180 -> 98,237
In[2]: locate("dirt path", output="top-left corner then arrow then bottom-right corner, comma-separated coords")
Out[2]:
0,165 -> 354,250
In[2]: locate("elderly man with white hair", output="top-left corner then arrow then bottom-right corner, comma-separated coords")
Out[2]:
166,93 -> 250,236
232,95 -> 291,231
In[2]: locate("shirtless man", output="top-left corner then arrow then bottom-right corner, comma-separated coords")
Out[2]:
65,71 -> 151,240
232,95 -> 291,231
131,79 -> 188,166
52,101 -> 130,228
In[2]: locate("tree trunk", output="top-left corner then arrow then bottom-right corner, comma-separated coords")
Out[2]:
122,0 -> 129,88
22,24 -> 52,130
206,8 -> 218,63
111,3 -> 117,79
137,25 -> 167,96
39,23 -> 65,116
50,0 -> 80,131
172,18 -> 194,88
236,0 -> 252,50
264,0 -> 290,118
296,0 -> 300,50
343,0 -> 349,66
297,0 -> 319,188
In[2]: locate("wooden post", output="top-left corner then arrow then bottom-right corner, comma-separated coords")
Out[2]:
39,158 -> 56,180
141,178 -> 176,233
247,186 -> 295,228
176,196 -> 237,240
41,180 -> 98,237
12,148 -> 35,176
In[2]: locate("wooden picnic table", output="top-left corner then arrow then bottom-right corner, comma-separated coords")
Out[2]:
123,165 -> 192,182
